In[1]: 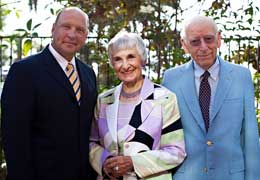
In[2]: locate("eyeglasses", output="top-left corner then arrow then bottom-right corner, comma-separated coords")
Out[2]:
188,35 -> 216,47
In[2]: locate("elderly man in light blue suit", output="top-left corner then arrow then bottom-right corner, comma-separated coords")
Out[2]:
162,15 -> 260,180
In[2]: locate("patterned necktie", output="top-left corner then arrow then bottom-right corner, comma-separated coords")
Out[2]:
199,71 -> 211,131
66,63 -> 81,103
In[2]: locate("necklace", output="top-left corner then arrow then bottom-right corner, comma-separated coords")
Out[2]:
121,87 -> 142,98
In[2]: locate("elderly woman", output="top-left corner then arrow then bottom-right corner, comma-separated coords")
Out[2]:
89,31 -> 186,180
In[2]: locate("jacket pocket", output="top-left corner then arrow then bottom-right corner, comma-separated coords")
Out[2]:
224,97 -> 242,103
229,159 -> 245,174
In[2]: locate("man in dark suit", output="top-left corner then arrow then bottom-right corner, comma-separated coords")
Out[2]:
1,7 -> 97,180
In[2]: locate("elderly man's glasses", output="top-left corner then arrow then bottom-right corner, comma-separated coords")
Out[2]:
189,35 -> 216,47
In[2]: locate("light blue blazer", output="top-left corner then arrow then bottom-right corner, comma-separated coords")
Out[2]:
162,57 -> 260,180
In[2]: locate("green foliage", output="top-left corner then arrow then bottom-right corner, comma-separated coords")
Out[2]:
13,18 -> 41,56
66,0 -> 187,82
23,39 -> 32,56
0,1 -> 22,31
0,1 -> 10,30
205,0 -> 259,42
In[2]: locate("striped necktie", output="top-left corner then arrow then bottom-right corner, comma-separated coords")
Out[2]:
66,63 -> 81,103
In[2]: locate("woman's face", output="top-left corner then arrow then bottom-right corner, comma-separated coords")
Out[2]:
111,47 -> 143,85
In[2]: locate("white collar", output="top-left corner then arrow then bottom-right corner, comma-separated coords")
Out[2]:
48,43 -> 76,71
193,57 -> 219,81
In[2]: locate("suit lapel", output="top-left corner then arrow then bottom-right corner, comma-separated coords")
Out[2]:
180,61 -> 206,133
140,77 -> 156,123
210,58 -> 232,121
106,84 -> 122,144
41,47 -> 76,100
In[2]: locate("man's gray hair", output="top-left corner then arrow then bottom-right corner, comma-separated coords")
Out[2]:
180,15 -> 218,41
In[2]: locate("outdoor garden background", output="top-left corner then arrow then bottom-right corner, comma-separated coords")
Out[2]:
0,0 -> 260,179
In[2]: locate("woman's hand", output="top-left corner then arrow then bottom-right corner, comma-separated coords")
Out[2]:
103,156 -> 133,178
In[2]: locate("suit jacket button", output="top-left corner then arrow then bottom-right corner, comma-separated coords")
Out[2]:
206,140 -> 213,146
203,167 -> 208,172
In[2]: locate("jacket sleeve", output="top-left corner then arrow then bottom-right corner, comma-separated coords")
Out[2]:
131,92 -> 186,178
89,97 -> 113,176
1,62 -> 35,180
242,69 -> 260,180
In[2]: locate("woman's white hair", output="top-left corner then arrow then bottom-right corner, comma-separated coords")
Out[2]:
107,30 -> 147,65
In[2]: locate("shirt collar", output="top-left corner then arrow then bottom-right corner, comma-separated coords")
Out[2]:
193,57 -> 219,81
48,43 -> 76,71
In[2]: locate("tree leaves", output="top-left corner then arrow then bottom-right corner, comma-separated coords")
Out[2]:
22,39 -> 32,56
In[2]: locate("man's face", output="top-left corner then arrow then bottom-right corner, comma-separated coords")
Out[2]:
51,9 -> 88,61
181,22 -> 221,70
